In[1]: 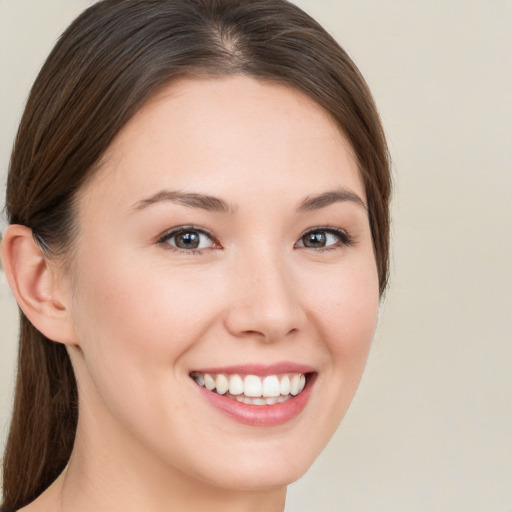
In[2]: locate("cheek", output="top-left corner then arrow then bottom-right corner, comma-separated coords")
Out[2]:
307,256 -> 380,370
68,254 -> 225,454
71,255 -> 222,367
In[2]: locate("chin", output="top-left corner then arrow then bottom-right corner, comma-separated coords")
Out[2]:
200,458 -> 310,492
176,430 -> 328,493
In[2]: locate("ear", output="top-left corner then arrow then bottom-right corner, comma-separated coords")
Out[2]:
1,224 -> 77,345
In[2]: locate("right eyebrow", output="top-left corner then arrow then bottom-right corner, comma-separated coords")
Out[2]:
131,190 -> 236,214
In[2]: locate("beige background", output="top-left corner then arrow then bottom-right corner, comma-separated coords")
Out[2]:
1,1 -> 511,510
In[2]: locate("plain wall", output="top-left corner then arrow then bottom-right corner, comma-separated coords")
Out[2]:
1,1 -> 511,510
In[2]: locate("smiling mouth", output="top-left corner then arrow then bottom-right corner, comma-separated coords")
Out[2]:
190,372 -> 309,406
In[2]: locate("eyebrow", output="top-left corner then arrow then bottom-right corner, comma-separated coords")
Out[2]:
132,190 -> 236,213
297,188 -> 367,212
132,187 -> 367,214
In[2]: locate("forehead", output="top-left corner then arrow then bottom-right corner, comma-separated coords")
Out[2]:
80,76 -> 364,211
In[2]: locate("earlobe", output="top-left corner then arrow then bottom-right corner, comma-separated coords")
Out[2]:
1,224 -> 77,345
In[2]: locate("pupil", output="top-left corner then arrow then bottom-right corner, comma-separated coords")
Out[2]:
176,231 -> 199,249
304,232 -> 326,248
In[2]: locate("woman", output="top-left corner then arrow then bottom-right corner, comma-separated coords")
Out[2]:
1,0 -> 390,511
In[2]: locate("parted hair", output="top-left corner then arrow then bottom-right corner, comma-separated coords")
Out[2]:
1,1 -> 390,510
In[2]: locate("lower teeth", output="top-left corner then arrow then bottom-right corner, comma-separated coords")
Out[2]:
229,393 -> 292,405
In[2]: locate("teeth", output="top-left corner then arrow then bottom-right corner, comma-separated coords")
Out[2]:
290,374 -> 306,396
204,373 -> 216,391
244,375 -> 262,397
229,374 -> 244,395
191,371 -> 309,404
231,393 -> 293,406
262,376 -> 280,397
299,374 -> 306,392
193,374 -> 204,387
215,374 -> 229,395
280,375 -> 290,395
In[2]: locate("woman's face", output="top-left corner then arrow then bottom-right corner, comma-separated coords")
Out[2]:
65,76 -> 379,491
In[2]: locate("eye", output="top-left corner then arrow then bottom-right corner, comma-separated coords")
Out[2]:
159,227 -> 217,252
295,227 -> 353,250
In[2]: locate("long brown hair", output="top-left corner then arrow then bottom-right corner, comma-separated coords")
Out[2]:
1,1 -> 390,510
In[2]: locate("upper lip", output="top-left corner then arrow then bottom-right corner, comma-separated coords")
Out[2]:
190,362 -> 316,376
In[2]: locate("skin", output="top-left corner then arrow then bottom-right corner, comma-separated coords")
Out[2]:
14,76 -> 379,512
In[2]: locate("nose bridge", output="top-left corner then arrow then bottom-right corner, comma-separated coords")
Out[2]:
225,243 -> 303,342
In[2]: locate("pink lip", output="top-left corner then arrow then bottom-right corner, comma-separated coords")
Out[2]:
191,362 -> 316,376
193,371 -> 317,427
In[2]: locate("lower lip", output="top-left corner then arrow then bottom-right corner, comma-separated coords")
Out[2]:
195,374 -> 316,427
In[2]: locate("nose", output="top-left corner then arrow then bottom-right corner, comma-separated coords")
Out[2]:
223,249 -> 306,343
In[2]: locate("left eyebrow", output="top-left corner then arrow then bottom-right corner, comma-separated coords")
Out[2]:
297,188 -> 368,213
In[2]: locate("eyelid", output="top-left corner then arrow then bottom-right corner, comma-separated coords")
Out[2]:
156,224 -> 353,252
295,226 -> 355,249
157,225 -> 220,250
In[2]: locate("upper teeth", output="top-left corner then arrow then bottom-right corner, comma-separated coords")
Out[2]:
191,372 -> 306,398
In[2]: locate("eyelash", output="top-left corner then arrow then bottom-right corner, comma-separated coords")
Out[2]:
297,226 -> 355,252
157,225 -> 355,254
157,225 -> 219,255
